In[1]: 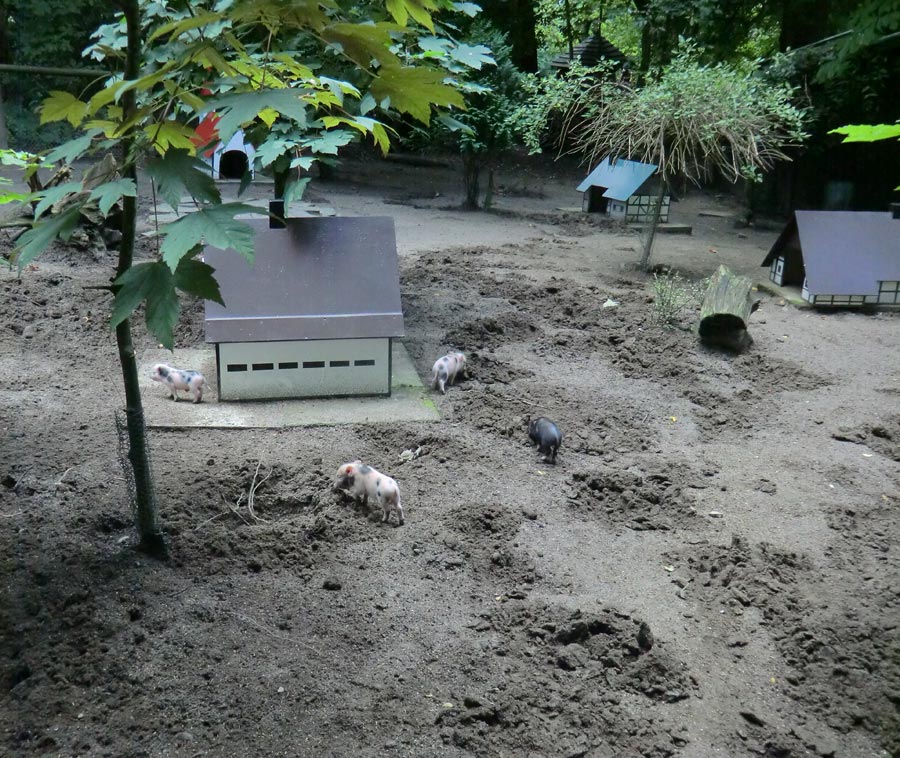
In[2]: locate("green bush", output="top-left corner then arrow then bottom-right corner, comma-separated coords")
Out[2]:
5,100 -> 77,152
651,271 -> 709,327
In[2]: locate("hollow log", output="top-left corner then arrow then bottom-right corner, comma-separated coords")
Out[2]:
698,265 -> 760,351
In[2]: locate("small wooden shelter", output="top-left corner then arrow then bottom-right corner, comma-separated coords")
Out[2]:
549,34 -> 628,73
762,210 -> 900,305
577,157 -> 670,222
192,113 -> 256,180
203,216 -> 404,400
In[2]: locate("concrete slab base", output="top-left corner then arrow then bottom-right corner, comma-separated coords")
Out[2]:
140,198 -> 336,235
754,280 -> 810,307
140,341 -> 439,429
629,223 -> 693,235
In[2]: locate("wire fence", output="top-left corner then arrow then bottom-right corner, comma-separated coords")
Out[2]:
114,408 -> 140,517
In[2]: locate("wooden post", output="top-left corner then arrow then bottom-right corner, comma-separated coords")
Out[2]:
638,175 -> 666,269
698,265 -> 760,351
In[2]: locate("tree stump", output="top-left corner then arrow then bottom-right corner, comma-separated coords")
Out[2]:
698,265 -> 760,351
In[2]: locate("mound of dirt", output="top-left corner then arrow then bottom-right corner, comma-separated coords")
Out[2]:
3,154 -> 899,757
436,603 -> 695,757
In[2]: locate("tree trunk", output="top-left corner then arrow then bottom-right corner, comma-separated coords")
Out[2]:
462,153 -> 480,210
273,166 -> 288,199
0,81 -> 8,149
483,165 -> 495,210
481,0 -> 538,73
638,176 -> 666,270
698,265 -> 760,352
119,0 -> 165,557
633,0 -> 653,78
0,8 -> 8,150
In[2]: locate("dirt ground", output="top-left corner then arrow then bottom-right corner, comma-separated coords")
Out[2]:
2,150 -> 900,758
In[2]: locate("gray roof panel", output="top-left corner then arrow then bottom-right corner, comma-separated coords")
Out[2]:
576,156 -> 658,200
795,211 -> 900,296
203,216 -> 405,343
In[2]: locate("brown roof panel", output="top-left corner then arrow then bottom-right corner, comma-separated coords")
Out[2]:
203,216 -> 405,343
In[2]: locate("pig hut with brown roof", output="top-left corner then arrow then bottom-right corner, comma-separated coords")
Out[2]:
203,216 -> 404,401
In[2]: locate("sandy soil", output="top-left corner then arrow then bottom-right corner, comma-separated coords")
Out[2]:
2,150 -> 900,758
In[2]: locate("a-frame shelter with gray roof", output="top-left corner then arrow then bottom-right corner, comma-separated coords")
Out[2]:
576,157 -> 670,222
762,210 -> 900,305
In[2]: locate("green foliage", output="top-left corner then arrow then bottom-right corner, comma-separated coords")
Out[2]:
816,0 -> 900,83
829,124 -> 900,143
601,7 -> 643,62
523,43 -> 808,185
514,59 -> 611,155
534,0 -> 782,71
110,258 -> 224,350
145,150 -> 221,211
760,3 -> 897,140
90,179 -> 137,217
535,0 -> 639,61
651,271 -> 709,327
455,22 -> 518,154
632,0 -> 782,67
12,206 -> 83,268
6,0 -> 490,348
0,150 -> 35,204
829,123 -> 900,190
0,0 -> 113,150
401,19 -> 521,208
4,102 -> 81,153
159,203 -> 260,271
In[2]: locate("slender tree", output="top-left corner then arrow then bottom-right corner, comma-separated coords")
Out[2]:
2,0 -> 489,555
114,0 -> 165,555
520,45 -> 808,267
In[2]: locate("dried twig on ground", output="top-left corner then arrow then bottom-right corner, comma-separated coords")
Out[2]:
227,610 -> 321,653
191,511 -> 231,532
244,461 -> 272,522
219,493 -> 251,526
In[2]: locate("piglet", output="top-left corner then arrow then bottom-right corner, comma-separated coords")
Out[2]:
528,416 -> 562,464
430,351 -> 467,394
150,363 -> 206,403
334,460 -> 404,526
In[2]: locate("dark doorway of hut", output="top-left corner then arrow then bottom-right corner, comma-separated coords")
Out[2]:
219,150 -> 249,180
585,188 -> 609,213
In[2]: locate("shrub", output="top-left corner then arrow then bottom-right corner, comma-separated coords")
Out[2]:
651,271 -> 709,327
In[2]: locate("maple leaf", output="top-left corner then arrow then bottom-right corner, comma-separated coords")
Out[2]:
40,91 -> 87,127
829,124 -> 900,143
450,43 -> 494,70
372,66 -> 465,124
110,258 -> 225,349
303,130 -> 356,155
44,131 -> 101,165
159,203 -> 262,271
145,150 -> 222,211
33,182 -> 84,220
89,178 -> 137,217
13,206 -> 83,270
145,120 -> 199,154
206,90 -> 310,145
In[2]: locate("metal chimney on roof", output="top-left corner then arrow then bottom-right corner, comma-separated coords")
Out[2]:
269,199 -> 286,229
